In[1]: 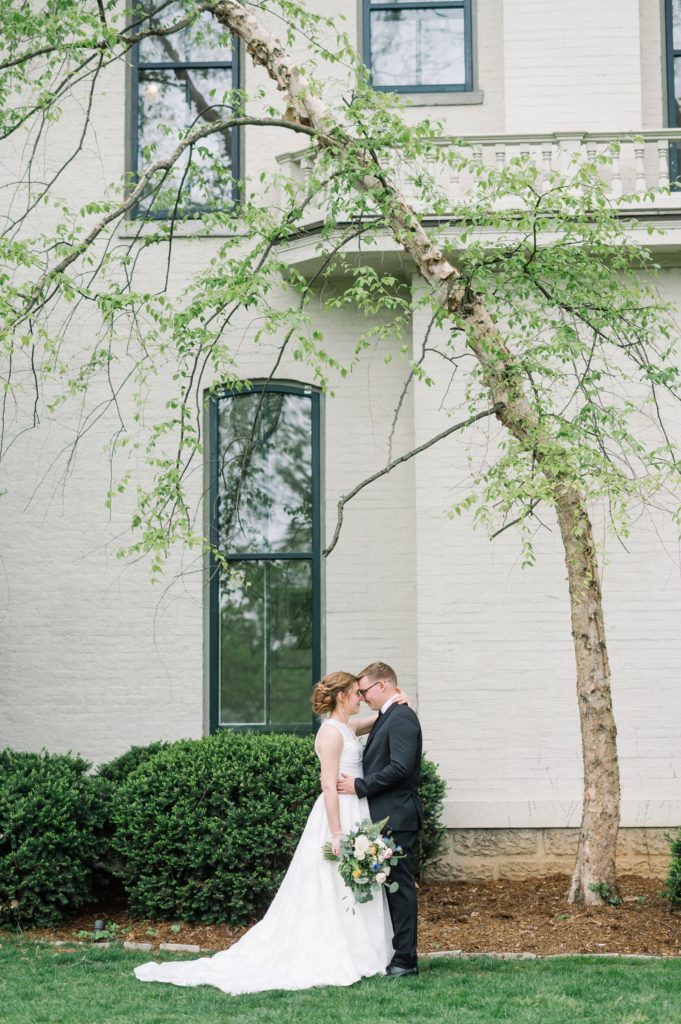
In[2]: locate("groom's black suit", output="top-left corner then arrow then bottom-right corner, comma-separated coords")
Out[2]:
354,702 -> 423,970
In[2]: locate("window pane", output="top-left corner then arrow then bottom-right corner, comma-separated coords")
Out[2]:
675,56 -> 681,125
220,561 -> 266,725
137,68 -> 233,212
217,392 -> 312,554
370,7 -> 465,88
139,4 -> 233,63
219,560 -> 313,726
674,0 -> 681,51
269,560 -> 314,725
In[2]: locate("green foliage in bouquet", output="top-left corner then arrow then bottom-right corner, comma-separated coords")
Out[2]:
323,817 -> 404,904
663,827 -> 681,906
110,732 -> 320,925
0,749 -> 106,927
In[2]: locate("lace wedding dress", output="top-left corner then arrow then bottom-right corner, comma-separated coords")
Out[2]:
133,718 -> 393,995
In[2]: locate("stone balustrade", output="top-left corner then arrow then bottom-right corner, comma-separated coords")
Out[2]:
276,130 -> 681,227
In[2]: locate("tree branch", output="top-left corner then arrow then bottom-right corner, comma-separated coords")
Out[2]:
17,115 -> 328,322
324,403 -> 504,557
0,3 -> 212,72
489,500 -> 542,539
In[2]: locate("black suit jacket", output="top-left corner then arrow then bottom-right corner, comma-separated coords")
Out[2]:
354,703 -> 423,832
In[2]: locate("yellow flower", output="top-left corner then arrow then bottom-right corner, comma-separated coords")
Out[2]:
352,868 -> 362,878
369,845 -> 377,855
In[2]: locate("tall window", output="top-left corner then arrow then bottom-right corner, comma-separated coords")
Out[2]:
209,385 -> 321,733
131,4 -> 239,216
364,0 -> 472,92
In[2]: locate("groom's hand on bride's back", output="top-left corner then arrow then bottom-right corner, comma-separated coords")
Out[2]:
337,773 -> 357,795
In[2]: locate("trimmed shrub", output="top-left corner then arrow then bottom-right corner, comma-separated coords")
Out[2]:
663,827 -> 681,906
414,755 -> 447,878
92,742 -> 174,900
111,732 -> 448,925
111,732 -> 319,925
0,749 -> 106,928
96,741 -> 171,787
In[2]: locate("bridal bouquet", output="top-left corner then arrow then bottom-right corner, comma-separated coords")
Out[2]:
322,817 -> 404,904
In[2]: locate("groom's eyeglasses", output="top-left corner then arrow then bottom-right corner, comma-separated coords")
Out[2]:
358,680 -> 383,698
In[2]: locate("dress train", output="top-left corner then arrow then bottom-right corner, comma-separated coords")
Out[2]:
134,720 -> 393,995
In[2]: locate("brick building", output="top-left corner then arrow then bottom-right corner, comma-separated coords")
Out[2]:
1,0 -> 680,878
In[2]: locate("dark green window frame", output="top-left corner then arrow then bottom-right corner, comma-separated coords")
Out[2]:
666,0 -> 681,184
129,11 -> 240,219
208,383 -> 321,734
363,0 -> 473,93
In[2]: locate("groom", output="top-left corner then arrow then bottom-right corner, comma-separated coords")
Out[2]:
337,661 -> 423,976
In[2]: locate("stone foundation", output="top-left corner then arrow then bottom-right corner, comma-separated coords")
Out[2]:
427,828 -> 672,881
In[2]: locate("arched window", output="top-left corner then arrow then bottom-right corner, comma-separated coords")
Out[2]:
209,384 -> 321,733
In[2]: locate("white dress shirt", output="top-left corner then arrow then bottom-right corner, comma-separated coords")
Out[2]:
380,694 -> 399,715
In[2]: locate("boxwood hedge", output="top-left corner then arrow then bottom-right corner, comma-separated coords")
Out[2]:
110,733 -> 320,925
0,733 -> 447,928
96,741 -> 171,787
663,827 -> 681,907
0,749 -> 106,928
111,731 -> 447,925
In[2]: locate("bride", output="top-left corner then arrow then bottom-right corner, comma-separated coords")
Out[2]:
134,672 -> 403,995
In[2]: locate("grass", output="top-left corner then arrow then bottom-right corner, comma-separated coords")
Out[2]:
1,939 -> 681,1024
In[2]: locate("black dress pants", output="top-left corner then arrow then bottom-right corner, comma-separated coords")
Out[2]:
386,829 -> 418,968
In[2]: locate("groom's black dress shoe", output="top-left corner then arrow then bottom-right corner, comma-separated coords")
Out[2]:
385,964 -> 419,977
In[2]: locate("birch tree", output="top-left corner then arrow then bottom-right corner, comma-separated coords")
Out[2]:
1,0 -> 680,903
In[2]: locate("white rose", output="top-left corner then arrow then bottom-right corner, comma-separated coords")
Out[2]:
375,872 -> 387,884
354,835 -> 371,859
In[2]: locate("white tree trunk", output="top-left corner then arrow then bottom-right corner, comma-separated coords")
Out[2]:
212,0 -> 621,902
555,486 -> 620,903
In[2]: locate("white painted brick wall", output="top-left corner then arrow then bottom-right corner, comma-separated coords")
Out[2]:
0,284 -> 418,764
640,0 -> 666,129
502,0 -> 643,132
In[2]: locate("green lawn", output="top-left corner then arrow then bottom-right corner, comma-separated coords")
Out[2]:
2,940 -> 681,1024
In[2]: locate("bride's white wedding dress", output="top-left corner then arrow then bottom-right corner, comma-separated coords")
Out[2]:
133,718 -> 393,995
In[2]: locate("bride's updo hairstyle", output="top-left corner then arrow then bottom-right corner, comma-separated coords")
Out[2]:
311,672 -> 357,717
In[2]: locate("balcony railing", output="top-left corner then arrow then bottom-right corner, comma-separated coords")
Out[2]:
276,129 -> 681,225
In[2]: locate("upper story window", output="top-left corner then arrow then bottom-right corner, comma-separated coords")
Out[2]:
364,0 -> 473,93
131,4 -> 239,217
665,0 -> 681,184
209,384 -> 321,734
667,0 -> 681,126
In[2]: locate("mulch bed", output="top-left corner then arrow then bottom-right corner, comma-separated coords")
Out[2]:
6,876 -> 681,957
417,875 -> 680,957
